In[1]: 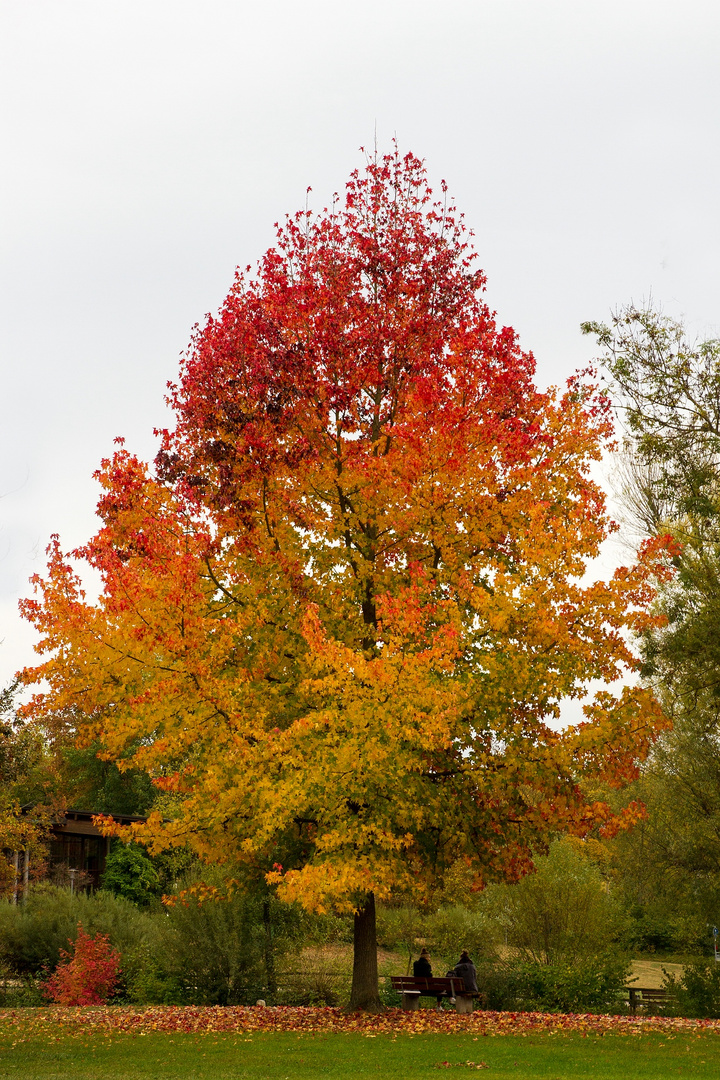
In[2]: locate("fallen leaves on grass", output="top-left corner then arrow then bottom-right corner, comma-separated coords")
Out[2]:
434,1062 -> 489,1069
3,1005 -> 720,1046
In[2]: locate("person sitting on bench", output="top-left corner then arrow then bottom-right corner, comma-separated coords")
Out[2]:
453,950 -> 479,994
413,948 -> 432,979
413,948 -> 444,1008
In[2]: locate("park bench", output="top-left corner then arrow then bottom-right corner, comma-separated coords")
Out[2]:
627,986 -> 670,1015
390,975 -> 478,1014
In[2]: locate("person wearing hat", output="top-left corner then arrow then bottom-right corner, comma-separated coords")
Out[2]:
413,948 -> 432,979
413,948 -> 444,1008
453,950 -> 479,994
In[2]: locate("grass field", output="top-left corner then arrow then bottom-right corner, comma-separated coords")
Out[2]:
3,1006 -> 720,1080
629,959 -> 684,989
3,1029 -> 720,1079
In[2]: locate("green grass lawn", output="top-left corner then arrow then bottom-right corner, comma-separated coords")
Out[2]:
2,1030 -> 720,1079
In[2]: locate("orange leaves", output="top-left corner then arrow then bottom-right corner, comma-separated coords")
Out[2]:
3,1004 -> 720,1039
570,686 -> 669,790
19,148 -> 674,921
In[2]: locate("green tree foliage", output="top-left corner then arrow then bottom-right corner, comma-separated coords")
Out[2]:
582,306 -> 720,508
609,761 -> 720,953
481,839 -> 625,964
0,682 -> 50,801
101,843 -> 161,907
582,307 -> 720,693
1,683 -> 154,818
57,741 -> 156,817
376,903 -> 493,972
585,306 -> 720,949
0,682 -> 54,897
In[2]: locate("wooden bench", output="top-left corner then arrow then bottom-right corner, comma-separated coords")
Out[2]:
627,986 -> 670,1015
391,975 -> 477,1014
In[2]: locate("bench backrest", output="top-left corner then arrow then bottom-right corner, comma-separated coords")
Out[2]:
391,975 -> 464,995
628,987 -> 668,1000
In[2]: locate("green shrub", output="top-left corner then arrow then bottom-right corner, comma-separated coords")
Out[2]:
663,961 -> 720,1018
101,843 -> 161,906
0,957 -> 44,1007
0,886 -> 151,976
477,955 -> 630,1013
473,959 -> 521,1011
514,955 -> 629,1013
424,905 -> 495,969
120,941 -> 188,1005
481,839 -> 625,964
379,979 -> 402,1007
126,870 -> 303,1006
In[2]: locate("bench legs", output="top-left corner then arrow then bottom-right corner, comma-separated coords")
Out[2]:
401,992 -> 421,1011
397,989 -> 474,1013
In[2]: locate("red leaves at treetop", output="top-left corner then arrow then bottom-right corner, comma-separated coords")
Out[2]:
157,147 -> 546,524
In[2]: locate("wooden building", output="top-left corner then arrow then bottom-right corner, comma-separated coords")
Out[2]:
10,808 -> 146,900
48,810 -> 146,889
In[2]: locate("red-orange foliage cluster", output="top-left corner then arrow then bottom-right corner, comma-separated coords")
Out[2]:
2,1004 -> 718,1039
20,147 -> 674,1008
42,925 -> 121,1006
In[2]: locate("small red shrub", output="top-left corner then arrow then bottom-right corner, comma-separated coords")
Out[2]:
43,923 -> 121,1006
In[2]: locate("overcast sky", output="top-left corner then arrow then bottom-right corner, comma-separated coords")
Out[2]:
1,0 -> 719,689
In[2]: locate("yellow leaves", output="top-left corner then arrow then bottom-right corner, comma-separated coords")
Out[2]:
0,801 -> 52,900
16,363 -> 676,918
269,854 -> 410,915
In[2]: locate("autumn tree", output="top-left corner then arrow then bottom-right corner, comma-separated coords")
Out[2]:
0,682 -> 52,899
22,150 -> 668,1008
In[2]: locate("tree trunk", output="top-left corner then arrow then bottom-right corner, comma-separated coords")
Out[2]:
349,892 -> 382,1010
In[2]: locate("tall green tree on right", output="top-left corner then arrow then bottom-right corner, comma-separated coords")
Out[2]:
585,307 -> 720,939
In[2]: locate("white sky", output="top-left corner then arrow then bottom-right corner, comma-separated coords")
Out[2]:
1,0 -> 719,689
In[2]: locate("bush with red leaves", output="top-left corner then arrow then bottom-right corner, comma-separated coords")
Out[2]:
42,924 -> 121,1006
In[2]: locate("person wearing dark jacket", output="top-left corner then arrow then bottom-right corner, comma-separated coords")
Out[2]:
413,948 -> 444,1007
413,948 -> 432,979
453,950 -> 479,993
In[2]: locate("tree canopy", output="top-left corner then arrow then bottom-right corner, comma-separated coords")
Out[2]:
585,306 -> 720,945
21,150 -> 668,1007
